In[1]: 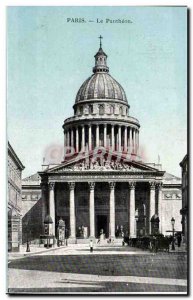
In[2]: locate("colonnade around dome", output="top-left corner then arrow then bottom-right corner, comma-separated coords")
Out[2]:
63,123 -> 139,155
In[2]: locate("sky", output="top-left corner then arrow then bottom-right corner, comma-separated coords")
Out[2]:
7,6 -> 187,178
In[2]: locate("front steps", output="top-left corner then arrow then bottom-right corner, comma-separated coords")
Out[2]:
68,238 -> 123,246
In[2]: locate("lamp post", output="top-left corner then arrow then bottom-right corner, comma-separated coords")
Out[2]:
135,209 -> 139,238
26,222 -> 30,252
171,217 -> 175,251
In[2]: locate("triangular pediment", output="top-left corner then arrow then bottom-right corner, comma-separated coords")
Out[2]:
45,152 -> 162,174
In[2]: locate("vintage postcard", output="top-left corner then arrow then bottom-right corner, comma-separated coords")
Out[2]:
7,6 -> 188,294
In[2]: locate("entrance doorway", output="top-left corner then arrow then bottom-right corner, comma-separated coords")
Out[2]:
96,215 -> 108,238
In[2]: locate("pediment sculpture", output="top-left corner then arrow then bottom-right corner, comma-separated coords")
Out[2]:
57,157 -> 138,172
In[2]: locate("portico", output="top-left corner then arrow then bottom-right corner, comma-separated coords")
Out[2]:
40,161 -> 164,241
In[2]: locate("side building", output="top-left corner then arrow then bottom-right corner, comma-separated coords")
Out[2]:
180,155 -> 188,245
8,142 -> 25,252
21,173 -> 42,243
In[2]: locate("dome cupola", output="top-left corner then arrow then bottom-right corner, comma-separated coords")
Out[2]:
75,36 -> 128,104
93,35 -> 109,73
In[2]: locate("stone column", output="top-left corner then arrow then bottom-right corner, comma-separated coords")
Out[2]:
81,125 -> 85,151
71,128 -> 74,149
111,124 -> 115,151
129,127 -> 132,153
96,124 -> 99,148
88,125 -> 92,151
68,182 -> 76,239
118,125 -> 121,152
124,126 -> 127,152
109,182 -> 116,238
64,131 -> 67,148
133,129 -> 136,154
67,130 -> 70,148
89,182 -> 95,238
129,182 -> 136,238
41,182 -> 48,232
136,130 -> 139,155
76,127 -> 79,153
157,182 -> 163,233
149,181 -> 156,234
104,124 -> 107,148
49,182 -> 55,236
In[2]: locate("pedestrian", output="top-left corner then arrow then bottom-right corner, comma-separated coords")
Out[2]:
177,234 -> 182,248
90,239 -> 93,252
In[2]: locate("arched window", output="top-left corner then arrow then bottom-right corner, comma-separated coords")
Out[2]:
110,105 -> 114,114
89,105 -> 93,114
79,106 -> 83,115
119,106 -> 123,115
99,104 -> 104,115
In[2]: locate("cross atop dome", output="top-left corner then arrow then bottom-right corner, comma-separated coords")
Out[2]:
93,36 -> 109,73
98,35 -> 103,48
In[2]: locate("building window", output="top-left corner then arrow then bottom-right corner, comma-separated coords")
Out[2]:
99,104 -> 104,115
89,105 -> 93,114
79,106 -> 83,115
119,106 -> 123,115
110,105 -> 114,114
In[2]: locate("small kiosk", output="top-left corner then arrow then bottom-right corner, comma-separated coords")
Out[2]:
150,214 -> 160,235
57,218 -> 65,246
39,215 -> 55,248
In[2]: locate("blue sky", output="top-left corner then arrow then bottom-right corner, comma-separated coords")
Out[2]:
7,6 -> 187,177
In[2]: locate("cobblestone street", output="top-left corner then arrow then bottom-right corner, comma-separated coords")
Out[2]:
8,245 -> 187,294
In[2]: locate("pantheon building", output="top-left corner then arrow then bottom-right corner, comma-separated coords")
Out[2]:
36,41 -> 182,242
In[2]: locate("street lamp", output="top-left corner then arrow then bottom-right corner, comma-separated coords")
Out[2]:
171,217 -> 175,251
26,222 -> 30,252
135,209 -> 139,238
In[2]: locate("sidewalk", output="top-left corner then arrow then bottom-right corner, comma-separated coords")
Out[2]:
169,244 -> 187,253
8,244 -> 67,260
8,242 -> 187,261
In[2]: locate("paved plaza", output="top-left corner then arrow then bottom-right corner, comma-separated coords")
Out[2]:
8,244 -> 188,294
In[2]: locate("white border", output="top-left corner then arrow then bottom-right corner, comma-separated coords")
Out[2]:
0,1 -> 191,299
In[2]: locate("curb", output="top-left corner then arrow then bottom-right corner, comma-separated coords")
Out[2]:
8,245 -> 68,260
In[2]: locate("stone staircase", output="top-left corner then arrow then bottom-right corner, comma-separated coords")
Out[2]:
69,238 -> 123,246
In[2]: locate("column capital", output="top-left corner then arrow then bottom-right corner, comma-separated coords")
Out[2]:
149,181 -> 156,189
41,182 -> 48,191
68,182 -> 75,190
49,182 -> 55,190
129,181 -> 136,189
156,181 -> 163,189
88,182 -> 95,190
109,182 -> 116,189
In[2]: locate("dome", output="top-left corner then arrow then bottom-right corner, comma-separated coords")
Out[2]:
75,42 -> 128,104
75,73 -> 127,103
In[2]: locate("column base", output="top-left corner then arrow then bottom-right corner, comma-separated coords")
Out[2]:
109,236 -> 115,240
68,237 -> 77,244
130,235 -> 136,238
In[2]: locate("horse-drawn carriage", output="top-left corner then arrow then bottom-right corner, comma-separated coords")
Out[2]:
124,234 -> 171,252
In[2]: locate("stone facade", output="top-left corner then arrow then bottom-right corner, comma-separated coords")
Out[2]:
21,173 -> 42,243
180,155 -> 188,244
8,142 -> 25,251
22,42 -> 182,243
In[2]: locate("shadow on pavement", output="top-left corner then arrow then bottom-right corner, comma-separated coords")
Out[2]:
8,254 -> 187,279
